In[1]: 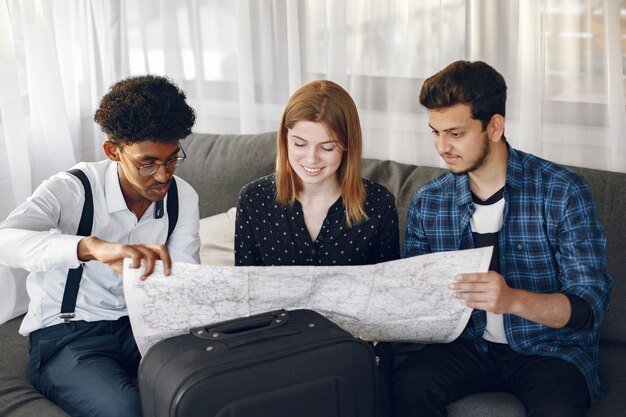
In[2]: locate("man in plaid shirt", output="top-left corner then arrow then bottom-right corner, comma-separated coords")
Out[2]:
392,61 -> 612,417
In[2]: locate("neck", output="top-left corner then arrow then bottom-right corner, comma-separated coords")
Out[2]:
297,181 -> 341,205
468,141 -> 508,200
117,163 -> 152,219
128,198 -> 152,219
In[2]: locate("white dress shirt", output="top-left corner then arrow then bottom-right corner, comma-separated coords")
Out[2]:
0,160 -> 200,335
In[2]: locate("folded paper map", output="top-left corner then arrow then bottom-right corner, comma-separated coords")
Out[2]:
124,247 -> 492,355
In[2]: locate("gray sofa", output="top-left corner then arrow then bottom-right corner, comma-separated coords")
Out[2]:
1,131 -> 624,416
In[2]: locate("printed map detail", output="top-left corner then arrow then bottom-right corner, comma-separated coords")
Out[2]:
123,247 -> 492,355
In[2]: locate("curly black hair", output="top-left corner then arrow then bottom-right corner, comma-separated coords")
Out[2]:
94,75 -> 196,144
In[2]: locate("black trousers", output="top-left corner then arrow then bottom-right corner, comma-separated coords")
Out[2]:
374,341 -> 395,417
391,338 -> 589,417
28,317 -> 141,417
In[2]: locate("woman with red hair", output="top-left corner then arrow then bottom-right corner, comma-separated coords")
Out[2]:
235,79 -> 399,268
235,79 -> 399,416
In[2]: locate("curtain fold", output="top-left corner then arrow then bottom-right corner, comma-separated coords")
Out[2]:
19,0 -> 76,185
286,0 -> 302,93
515,0 -> 545,156
604,0 -> 626,173
0,0 -> 31,211
235,0 -> 257,133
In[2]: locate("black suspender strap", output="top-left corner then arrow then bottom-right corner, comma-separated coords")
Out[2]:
59,171 -> 179,324
60,169 -> 94,324
166,178 -> 178,240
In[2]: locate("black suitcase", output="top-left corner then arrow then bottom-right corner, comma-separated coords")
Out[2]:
139,309 -> 379,417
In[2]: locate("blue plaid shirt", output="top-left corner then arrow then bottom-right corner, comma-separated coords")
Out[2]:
403,144 -> 613,403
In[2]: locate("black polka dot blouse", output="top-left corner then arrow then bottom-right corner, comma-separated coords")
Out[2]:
235,175 -> 400,266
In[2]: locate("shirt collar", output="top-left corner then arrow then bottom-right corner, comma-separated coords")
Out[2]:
455,173 -> 473,207
105,161 -> 130,214
504,142 -> 523,191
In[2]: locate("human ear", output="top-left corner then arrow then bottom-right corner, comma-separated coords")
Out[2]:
102,141 -> 120,161
488,115 -> 505,142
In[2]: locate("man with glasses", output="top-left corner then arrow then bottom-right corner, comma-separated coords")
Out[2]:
0,75 -> 200,417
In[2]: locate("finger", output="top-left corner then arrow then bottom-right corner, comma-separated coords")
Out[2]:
449,282 -> 487,292
120,246 -> 155,279
135,247 -> 159,280
453,291 -> 487,302
455,273 -> 489,283
121,245 -> 144,270
146,244 -> 172,275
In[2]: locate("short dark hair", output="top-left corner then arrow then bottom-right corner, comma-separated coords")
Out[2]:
94,75 -> 196,144
419,60 -> 506,130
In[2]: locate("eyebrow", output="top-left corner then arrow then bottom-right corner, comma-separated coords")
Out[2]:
428,124 -> 465,132
134,147 -> 181,162
290,134 -> 336,145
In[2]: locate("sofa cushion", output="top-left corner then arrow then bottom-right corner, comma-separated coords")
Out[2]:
592,341 -> 626,416
447,392 -> 524,417
362,159 -> 444,244
0,315 -> 69,417
199,207 -> 236,266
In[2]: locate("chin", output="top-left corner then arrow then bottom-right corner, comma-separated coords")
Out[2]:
447,165 -> 466,174
145,192 -> 164,202
300,177 -> 325,185
297,171 -> 324,183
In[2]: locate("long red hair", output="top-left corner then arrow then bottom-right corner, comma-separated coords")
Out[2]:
275,80 -> 367,227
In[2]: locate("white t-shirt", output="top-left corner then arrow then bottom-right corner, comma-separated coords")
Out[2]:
470,192 -> 506,344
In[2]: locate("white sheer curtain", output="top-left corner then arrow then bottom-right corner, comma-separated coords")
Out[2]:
1,0 -> 625,322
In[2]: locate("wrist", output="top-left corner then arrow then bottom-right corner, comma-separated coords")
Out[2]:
77,236 -> 97,261
507,288 -> 525,316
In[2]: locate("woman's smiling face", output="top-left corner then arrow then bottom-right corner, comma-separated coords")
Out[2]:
287,120 -> 343,190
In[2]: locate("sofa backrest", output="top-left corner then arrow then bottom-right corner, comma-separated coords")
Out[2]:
176,132 -> 626,345
178,132 -> 278,218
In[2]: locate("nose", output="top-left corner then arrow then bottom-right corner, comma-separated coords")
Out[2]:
435,134 -> 452,155
153,164 -> 173,183
303,146 -> 320,163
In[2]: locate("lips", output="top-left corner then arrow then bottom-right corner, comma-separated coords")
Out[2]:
302,166 -> 322,174
151,181 -> 171,195
441,154 -> 460,164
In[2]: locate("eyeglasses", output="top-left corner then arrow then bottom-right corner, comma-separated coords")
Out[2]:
119,145 -> 186,177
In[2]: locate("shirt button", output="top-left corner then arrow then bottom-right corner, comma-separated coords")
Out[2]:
311,249 -> 316,255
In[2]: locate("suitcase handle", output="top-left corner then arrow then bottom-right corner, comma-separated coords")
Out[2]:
192,309 -> 291,341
